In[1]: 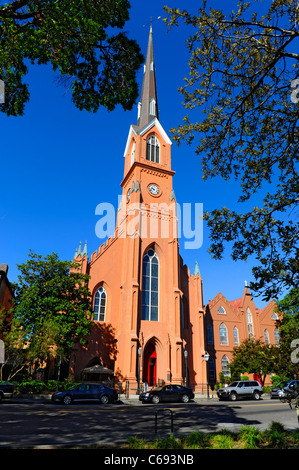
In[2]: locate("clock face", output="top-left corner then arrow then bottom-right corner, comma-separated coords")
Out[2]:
148,184 -> 159,195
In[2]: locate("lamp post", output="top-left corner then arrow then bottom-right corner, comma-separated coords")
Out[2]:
137,347 -> 142,395
184,350 -> 188,388
204,352 -> 210,399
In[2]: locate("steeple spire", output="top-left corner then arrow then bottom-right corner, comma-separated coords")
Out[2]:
137,26 -> 159,129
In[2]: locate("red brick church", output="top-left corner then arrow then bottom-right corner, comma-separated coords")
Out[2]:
70,28 -> 277,391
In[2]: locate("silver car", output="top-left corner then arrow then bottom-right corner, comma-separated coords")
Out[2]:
217,380 -> 263,401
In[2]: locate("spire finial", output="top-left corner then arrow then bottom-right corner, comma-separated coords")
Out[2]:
138,18 -> 160,128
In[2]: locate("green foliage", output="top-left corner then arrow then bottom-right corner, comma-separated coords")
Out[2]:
239,426 -> 262,449
0,0 -> 144,116
125,423 -> 299,449
263,422 -> 288,449
12,250 -> 93,368
164,1 -> 299,300
273,288 -> 299,378
16,380 -> 48,394
230,338 -> 278,385
14,379 -> 81,393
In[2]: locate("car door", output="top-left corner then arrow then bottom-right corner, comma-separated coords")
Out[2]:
72,384 -> 88,400
237,382 -> 247,397
90,384 -> 103,399
161,385 -> 175,402
245,382 -> 254,397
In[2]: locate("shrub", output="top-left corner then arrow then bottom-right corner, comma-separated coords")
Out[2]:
239,426 -> 262,449
263,422 -> 288,448
16,380 -> 48,394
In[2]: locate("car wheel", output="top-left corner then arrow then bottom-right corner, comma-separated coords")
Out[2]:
100,394 -> 109,404
229,392 -> 237,401
181,394 -> 190,403
151,395 -> 160,404
253,391 -> 260,400
63,394 -> 72,405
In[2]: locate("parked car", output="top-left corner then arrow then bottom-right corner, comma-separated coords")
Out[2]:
277,380 -> 299,399
139,384 -> 194,404
217,380 -> 263,401
51,383 -> 118,405
0,382 -> 14,402
270,381 -> 289,399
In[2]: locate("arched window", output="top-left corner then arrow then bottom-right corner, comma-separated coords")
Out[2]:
219,322 -> 228,345
264,329 -> 270,345
142,249 -> 159,321
207,324 -> 214,345
209,357 -> 216,380
274,327 -> 280,345
149,98 -> 156,116
146,135 -> 160,163
130,140 -> 135,166
233,326 -> 239,346
93,286 -> 107,322
217,305 -> 226,314
272,312 -> 279,320
181,298 -> 185,330
221,355 -> 230,377
246,307 -> 254,339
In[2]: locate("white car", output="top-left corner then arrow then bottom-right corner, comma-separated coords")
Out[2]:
217,380 -> 263,401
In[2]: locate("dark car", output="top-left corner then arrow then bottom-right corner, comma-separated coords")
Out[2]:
278,380 -> 299,399
51,383 -> 118,405
0,382 -> 14,402
139,384 -> 194,404
270,381 -> 289,399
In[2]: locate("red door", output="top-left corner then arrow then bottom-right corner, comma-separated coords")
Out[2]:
148,350 -> 157,386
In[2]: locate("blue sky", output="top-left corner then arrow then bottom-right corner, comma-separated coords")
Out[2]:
0,0 -> 275,308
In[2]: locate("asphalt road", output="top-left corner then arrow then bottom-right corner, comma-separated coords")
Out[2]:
0,398 -> 298,448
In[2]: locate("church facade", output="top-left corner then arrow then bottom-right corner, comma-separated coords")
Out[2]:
70,29 -> 277,391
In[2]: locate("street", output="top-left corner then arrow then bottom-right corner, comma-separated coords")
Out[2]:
0,397 -> 298,448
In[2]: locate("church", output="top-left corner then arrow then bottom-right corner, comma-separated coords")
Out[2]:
70,28 -> 277,391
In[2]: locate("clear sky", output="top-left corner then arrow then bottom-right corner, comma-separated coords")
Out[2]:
0,0 -> 274,308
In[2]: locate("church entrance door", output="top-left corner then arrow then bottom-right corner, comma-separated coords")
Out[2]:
143,342 -> 157,387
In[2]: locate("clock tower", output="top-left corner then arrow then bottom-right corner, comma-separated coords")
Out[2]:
120,26 -> 176,240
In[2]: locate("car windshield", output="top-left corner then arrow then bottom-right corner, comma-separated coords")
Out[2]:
150,386 -> 164,391
277,382 -> 288,387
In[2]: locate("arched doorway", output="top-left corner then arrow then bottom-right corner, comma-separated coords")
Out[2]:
143,341 -> 157,387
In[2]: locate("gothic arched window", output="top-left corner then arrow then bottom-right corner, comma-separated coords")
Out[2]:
146,135 -> 160,163
233,326 -> 239,346
246,307 -> 254,339
93,286 -> 107,322
142,249 -> 159,321
221,355 -> 230,377
274,327 -> 280,345
207,324 -> 214,345
220,322 -> 228,345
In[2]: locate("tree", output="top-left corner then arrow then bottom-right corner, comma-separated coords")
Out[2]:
229,338 -> 277,386
164,1 -> 299,300
0,306 -> 29,380
12,251 -> 92,372
0,0 -> 144,116
273,287 -> 299,378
